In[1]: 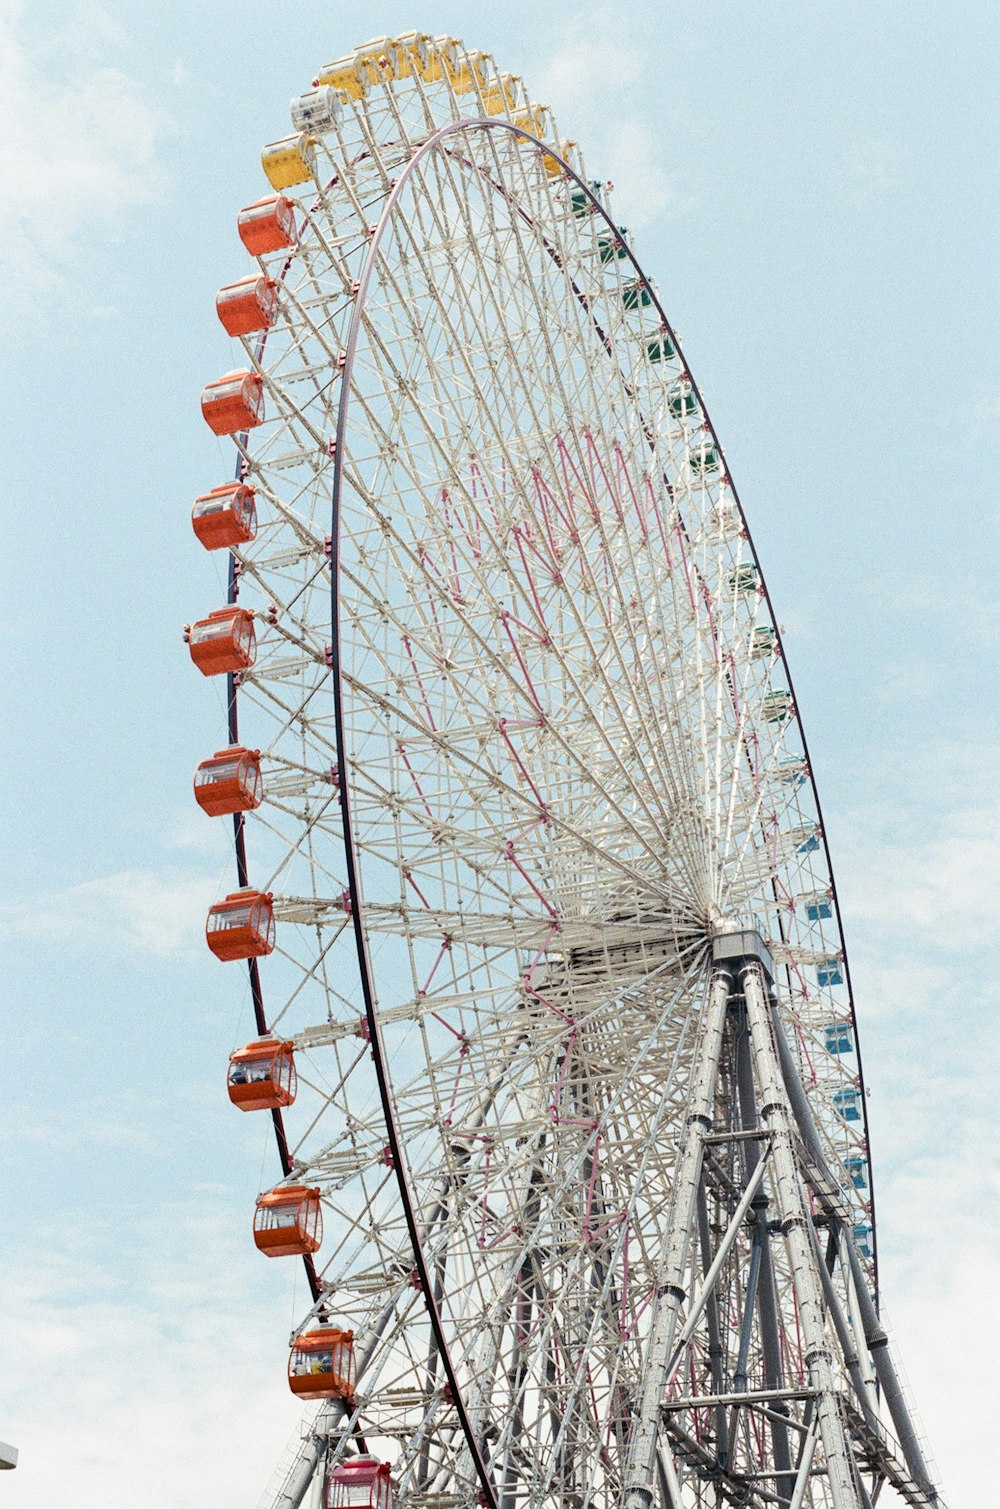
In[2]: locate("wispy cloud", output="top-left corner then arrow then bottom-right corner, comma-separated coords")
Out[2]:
834,751 -> 1000,1129
960,383 -> 1000,445
829,748 -> 1000,1496
162,804 -> 236,860
840,793 -> 1000,950
0,0 -> 170,297
877,1152 -> 1000,1500
0,866 -> 218,958
532,34 -> 678,229
0,1204 -> 308,1508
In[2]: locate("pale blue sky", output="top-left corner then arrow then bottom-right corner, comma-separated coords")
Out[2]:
1,2 -> 996,1504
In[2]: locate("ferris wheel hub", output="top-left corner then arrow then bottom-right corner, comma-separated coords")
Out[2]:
710,924 -> 775,983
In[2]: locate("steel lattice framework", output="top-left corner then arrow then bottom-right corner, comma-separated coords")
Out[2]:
188,31 -> 945,1509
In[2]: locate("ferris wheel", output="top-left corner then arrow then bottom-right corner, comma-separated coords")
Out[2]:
187,32 -> 944,1509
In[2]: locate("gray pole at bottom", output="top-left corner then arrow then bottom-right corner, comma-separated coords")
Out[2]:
620,964 -> 733,1509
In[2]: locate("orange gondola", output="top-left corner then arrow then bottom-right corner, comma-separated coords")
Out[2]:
191,483 -> 257,550
205,888 -> 274,961
326,1457 -> 393,1509
193,745 -> 263,816
288,1328 -> 355,1401
200,369 -> 265,436
253,1184 -> 322,1257
187,606 -> 256,677
227,1037 -> 296,1110
216,274 -> 279,337
237,193 -> 297,256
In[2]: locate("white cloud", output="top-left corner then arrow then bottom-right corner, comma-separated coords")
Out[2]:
0,866 -> 219,958
969,386 -> 1000,433
0,1097 -> 166,1156
835,763 -> 1000,1159
858,570 -> 1000,654
877,1153 -> 1000,1504
601,117 -> 674,227
829,759 -> 1000,1499
869,656 -> 941,707
0,1205 -> 310,1509
532,35 -> 677,230
839,793 -> 1000,950
163,804 -> 236,860
0,0 -> 170,296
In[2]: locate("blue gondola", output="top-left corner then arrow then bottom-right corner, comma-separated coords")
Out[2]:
805,892 -> 833,921
778,757 -> 808,788
833,1088 -> 861,1122
824,1021 -> 853,1055
845,1155 -> 868,1190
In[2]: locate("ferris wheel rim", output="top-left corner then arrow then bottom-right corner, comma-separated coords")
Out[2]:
224,478 -> 325,1309
215,117 -> 877,1433
183,43 -> 910,1507
277,111 -> 876,1498
178,39 -> 940,1506
318,112 -> 879,1307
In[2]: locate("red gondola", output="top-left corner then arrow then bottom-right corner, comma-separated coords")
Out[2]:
326,1457 -> 393,1509
227,1037 -> 296,1111
187,606 -> 256,677
193,745 -> 263,816
237,194 -> 297,257
288,1328 -> 355,1401
191,483 -> 257,550
216,274 -> 278,337
253,1185 -> 322,1257
201,369 -> 265,436
205,889 -> 274,961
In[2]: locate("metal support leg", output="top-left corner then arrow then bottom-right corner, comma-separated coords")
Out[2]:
787,1414 -> 820,1509
742,961 -> 862,1509
843,1236 -> 937,1502
735,1015 -> 794,1500
807,1220 -> 879,1431
655,1442 -> 685,1509
620,964 -> 732,1509
724,1217 -> 762,1471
